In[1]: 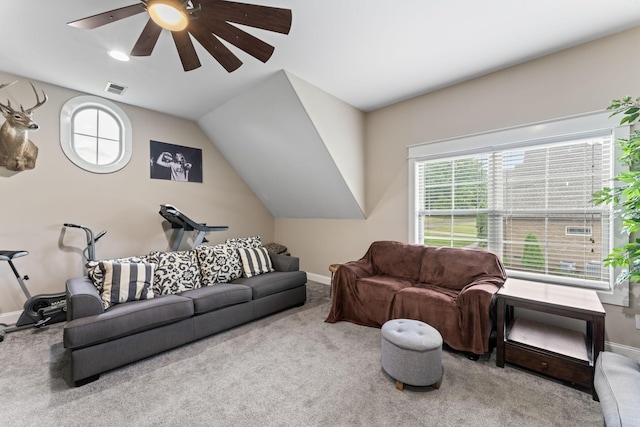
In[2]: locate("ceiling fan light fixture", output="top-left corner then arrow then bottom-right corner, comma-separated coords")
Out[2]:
148,0 -> 189,31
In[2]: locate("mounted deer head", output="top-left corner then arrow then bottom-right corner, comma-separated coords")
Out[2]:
0,81 -> 48,171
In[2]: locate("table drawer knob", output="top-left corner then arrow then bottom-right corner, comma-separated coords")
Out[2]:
540,361 -> 548,369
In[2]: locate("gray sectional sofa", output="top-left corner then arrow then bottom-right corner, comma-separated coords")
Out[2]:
63,244 -> 306,385
594,351 -> 640,427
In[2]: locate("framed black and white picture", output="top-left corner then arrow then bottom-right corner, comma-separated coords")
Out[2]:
150,140 -> 202,183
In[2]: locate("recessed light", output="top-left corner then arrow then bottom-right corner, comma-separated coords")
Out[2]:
108,50 -> 130,62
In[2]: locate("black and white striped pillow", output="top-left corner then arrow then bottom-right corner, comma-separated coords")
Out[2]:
99,261 -> 155,309
237,247 -> 274,278
87,255 -> 149,294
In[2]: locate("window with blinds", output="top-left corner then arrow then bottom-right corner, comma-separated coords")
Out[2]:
415,135 -> 613,289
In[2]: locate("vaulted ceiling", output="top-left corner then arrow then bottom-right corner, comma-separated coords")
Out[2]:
2,1 -> 640,219
1,1 -> 639,120
199,71 -> 366,219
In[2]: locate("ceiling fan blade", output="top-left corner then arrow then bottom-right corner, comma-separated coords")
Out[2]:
67,3 -> 146,29
189,25 -> 242,72
200,0 -> 292,34
130,19 -> 162,56
210,20 -> 274,63
171,31 -> 201,71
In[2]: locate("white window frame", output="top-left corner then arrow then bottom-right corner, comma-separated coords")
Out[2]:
565,226 -> 592,237
60,95 -> 132,173
408,110 -> 629,307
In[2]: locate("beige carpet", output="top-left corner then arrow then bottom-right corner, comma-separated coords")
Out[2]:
0,282 -> 602,426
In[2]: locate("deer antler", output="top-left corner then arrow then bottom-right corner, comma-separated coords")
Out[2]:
0,81 -> 18,112
21,82 -> 47,114
0,80 -> 17,91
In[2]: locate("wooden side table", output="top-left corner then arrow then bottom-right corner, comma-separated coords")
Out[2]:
496,278 -> 605,400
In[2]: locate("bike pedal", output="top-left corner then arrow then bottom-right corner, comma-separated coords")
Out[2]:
34,317 -> 51,328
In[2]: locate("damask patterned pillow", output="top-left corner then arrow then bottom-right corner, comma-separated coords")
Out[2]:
87,255 -> 149,293
196,243 -> 241,285
225,236 -> 263,249
148,250 -> 201,295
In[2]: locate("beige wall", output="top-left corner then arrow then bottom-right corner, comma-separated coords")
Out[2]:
276,26 -> 640,349
0,74 -> 274,318
3,26 -> 640,349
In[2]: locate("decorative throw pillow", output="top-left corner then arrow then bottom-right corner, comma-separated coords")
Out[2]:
87,255 -> 149,293
148,250 -> 201,295
225,235 -> 263,249
224,236 -> 263,278
196,243 -> 241,285
99,261 -> 155,309
237,247 -> 274,278
264,242 -> 288,254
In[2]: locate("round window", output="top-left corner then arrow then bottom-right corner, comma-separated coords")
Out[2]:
60,95 -> 132,173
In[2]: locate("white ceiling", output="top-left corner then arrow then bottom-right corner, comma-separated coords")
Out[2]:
1,0 -> 640,121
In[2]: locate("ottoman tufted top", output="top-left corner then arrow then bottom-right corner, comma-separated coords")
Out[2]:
381,319 -> 443,351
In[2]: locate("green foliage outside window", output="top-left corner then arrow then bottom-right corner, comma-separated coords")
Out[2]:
476,213 -> 488,248
522,233 -> 545,271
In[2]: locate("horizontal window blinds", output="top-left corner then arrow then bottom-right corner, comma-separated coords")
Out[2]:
415,134 -> 613,289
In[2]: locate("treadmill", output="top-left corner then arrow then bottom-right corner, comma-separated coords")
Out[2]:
159,204 -> 229,251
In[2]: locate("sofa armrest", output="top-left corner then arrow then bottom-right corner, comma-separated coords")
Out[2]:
66,276 -> 104,321
325,258 -> 377,324
336,259 -> 376,280
594,351 -> 640,426
269,252 -> 299,272
457,279 -> 502,311
456,279 -> 503,353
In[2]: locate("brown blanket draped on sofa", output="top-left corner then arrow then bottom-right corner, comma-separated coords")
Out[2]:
325,241 -> 507,355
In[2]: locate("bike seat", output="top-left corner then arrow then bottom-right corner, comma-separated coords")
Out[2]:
0,250 -> 29,261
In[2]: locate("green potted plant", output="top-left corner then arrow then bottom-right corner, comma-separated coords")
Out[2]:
591,96 -> 640,286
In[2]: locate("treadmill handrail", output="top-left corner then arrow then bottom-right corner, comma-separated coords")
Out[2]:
159,204 -> 229,232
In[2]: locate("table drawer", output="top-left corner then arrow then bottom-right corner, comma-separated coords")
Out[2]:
504,343 -> 592,388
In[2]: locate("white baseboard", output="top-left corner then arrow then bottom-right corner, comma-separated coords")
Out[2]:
0,310 -> 21,326
307,272 -> 331,286
606,341 -> 640,362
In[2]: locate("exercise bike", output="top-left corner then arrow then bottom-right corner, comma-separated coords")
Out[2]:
0,223 -> 105,342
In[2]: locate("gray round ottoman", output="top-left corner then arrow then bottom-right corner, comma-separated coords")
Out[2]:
381,318 -> 443,391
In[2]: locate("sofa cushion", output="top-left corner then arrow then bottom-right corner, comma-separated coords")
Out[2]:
99,261 -> 155,309
238,247 -> 274,278
232,271 -> 306,299
393,286 -> 460,346
196,243 -> 241,284
63,294 -> 194,349
368,241 -> 425,281
419,246 -> 505,291
180,283 -> 252,314
148,250 -> 201,295
87,255 -> 150,293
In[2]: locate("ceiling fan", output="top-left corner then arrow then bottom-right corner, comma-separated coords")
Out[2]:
67,0 -> 292,73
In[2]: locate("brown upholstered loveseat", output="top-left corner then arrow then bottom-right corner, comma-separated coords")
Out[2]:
325,241 -> 507,356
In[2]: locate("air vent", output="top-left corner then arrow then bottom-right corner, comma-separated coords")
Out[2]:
105,82 -> 127,95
